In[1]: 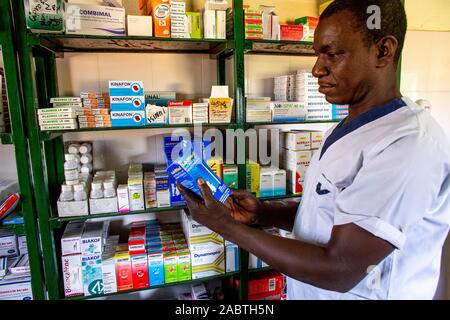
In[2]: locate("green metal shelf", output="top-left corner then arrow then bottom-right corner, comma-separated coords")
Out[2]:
0,132 -> 13,144
248,120 -> 341,126
244,40 -> 315,56
39,123 -> 239,141
259,193 -> 301,202
65,271 -> 241,300
0,223 -> 26,235
49,193 -> 301,229
49,205 -> 187,229
248,266 -> 274,274
27,33 -> 234,55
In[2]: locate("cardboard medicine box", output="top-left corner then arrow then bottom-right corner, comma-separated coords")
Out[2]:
190,245 -> 225,280
114,250 -> 133,291
148,249 -> 165,286
281,131 -> 311,151
81,254 -> 104,296
61,222 -> 84,256
131,253 -> 149,289
62,254 -> 83,298
0,230 -> 18,257
81,222 -> 104,256
65,4 -> 125,36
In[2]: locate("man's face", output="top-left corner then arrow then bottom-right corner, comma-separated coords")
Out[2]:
313,10 -> 376,105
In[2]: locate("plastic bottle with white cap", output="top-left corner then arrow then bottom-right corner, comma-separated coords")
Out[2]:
60,185 -> 74,202
81,163 -> 93,174
79,143 -> 92,154
64,154 -> 79,181
80,153 -> 93,165
68,143 -> 81,154
103,181 -> 116,198
90,181 -> 104,199
73,184 -> 87,201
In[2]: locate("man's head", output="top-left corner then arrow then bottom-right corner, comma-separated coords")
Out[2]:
313,0 -> 407,105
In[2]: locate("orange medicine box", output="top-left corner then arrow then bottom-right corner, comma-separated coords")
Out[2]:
152,0 -> 171,38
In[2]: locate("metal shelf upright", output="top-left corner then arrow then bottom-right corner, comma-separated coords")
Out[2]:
0,0 -> 46,300
10,0 -> 251,300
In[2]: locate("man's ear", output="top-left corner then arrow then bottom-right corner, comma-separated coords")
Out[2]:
375,36 -> 399,68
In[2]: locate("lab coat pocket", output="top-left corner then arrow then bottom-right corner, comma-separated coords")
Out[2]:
314,174 -> 337,216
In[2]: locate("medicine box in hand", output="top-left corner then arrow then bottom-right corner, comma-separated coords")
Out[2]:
166,140 -> 231,203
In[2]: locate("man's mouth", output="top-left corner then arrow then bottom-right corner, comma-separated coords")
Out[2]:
318,83 -> 336,94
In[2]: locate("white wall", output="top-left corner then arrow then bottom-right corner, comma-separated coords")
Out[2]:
401,31 -> 450,137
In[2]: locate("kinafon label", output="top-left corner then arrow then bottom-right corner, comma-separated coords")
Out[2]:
109,81 -> 144,96
111,111 -> 146,127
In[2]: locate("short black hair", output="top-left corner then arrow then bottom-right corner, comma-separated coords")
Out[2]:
320,0 -> 407,63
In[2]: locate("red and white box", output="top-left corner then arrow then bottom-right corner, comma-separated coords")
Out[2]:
279,25 -> 304,41
167,100 -> 193,125
248,272 -> 284,300
281,131 -> 311,151
114,250 -> 133,292
131,253 -> 149,289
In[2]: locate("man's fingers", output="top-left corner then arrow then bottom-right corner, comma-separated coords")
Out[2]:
231,189 -> 253,200
197,178 -> 217,207
176,182 -> 201,208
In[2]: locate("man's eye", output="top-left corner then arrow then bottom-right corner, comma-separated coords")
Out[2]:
327,53 -> 337,58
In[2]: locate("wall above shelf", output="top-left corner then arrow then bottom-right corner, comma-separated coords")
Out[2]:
27,33 -> 234,56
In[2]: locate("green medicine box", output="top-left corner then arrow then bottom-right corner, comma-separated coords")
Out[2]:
223,165 -> 239,189
177,250 -> 192,282
24,0 -> 64,32
163,252 -> 178,284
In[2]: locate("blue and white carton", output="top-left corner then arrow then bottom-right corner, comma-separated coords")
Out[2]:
166,140 -> 231,203
110,96 -> 145,111
109,81 -> 144,96
111,111 -> 146,127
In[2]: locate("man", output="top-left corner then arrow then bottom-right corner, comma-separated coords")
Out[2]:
177,0 -> 450,299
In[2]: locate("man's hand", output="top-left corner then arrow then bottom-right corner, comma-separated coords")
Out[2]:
176,179 -> 234,229
225,190 -> 261,225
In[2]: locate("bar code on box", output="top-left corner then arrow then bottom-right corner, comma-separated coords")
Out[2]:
269,278 -> 276,291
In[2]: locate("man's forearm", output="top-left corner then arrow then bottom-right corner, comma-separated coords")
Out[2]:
212,217 -> 350,292
257,200 -> 299,231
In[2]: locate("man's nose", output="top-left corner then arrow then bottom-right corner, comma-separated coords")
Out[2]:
312,56 -> 328,78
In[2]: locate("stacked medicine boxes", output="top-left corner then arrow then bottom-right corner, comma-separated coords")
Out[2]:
78,91 -> 112,128
294,16 -> 319,42
203,1 -> 228,39
181,210 -> 225,280
128,223 -> 150,289
259,167 -> 287,198
136,220 -> 191,285
80,221 -> 108,297
38,97 -> 81,131
170,0 -> 189,38
244,7 -> 263,40
280,130 -> 324,194
0,230 -> 32,300
109,81 -> 146,127
101,235 -> 119,294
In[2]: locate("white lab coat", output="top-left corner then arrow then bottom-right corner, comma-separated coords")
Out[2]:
287,97 -> 450,300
